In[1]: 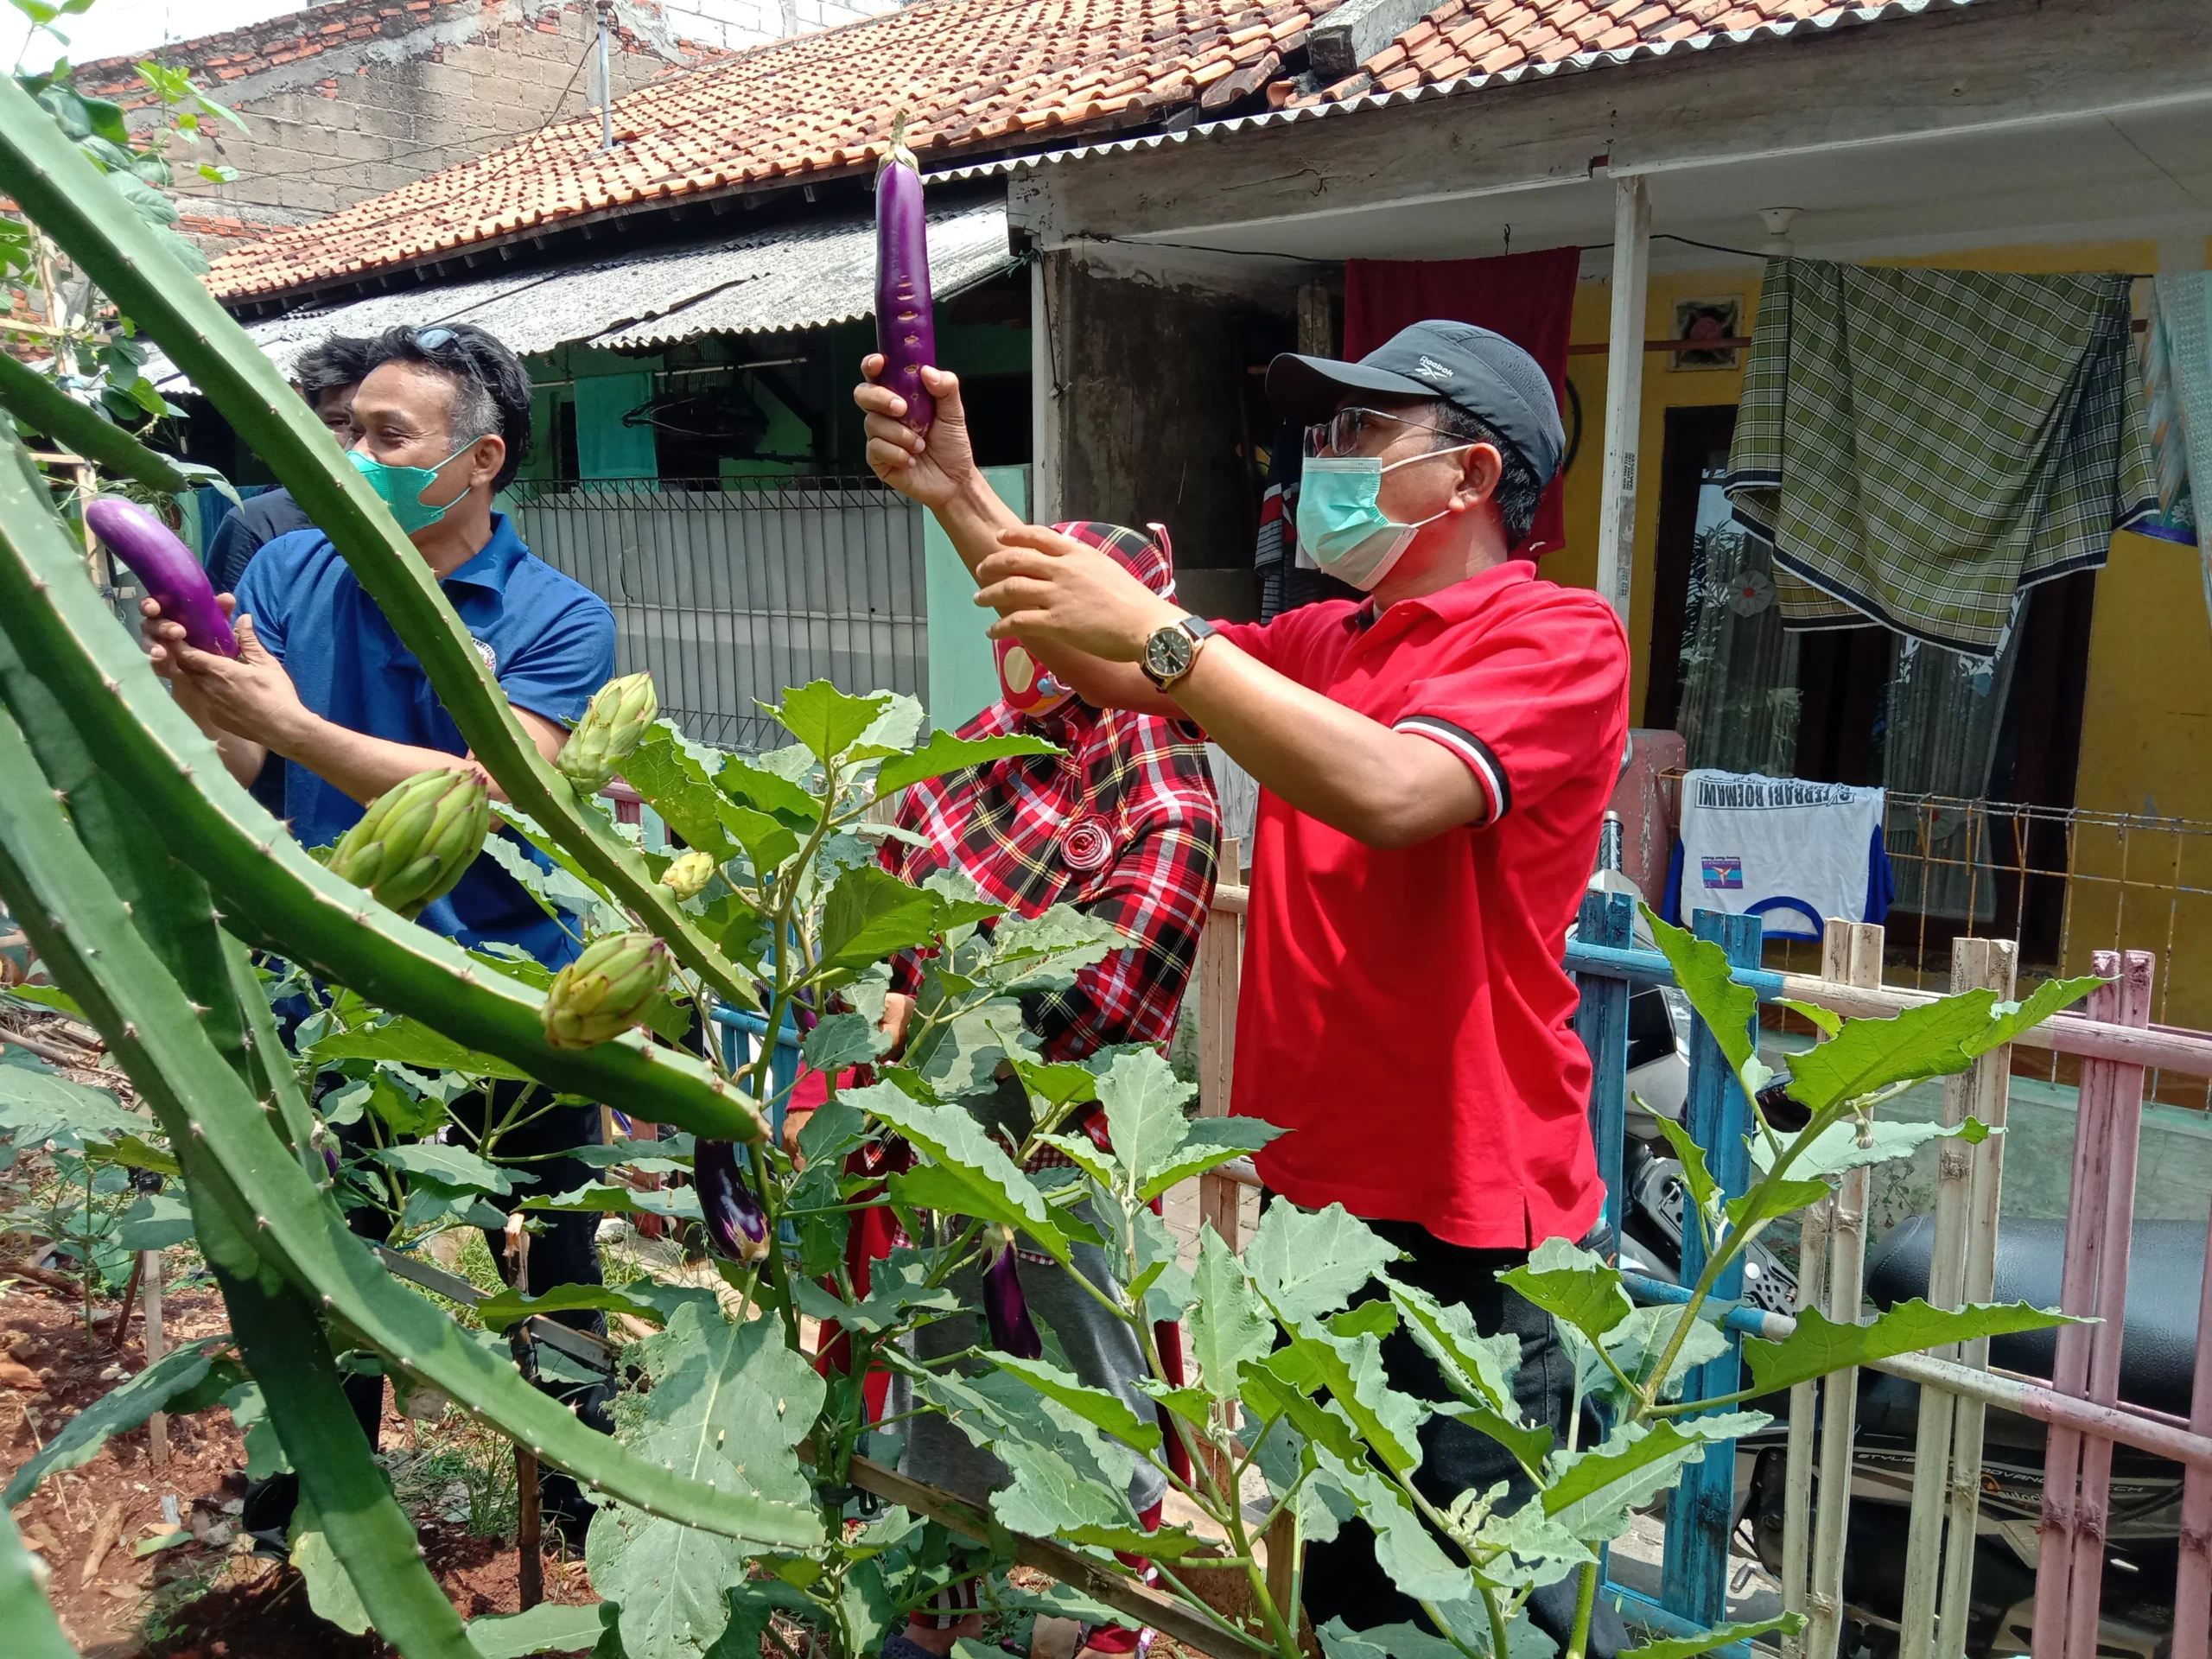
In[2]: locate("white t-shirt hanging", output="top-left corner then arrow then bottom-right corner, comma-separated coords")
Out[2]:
1675,769 -> 1885,940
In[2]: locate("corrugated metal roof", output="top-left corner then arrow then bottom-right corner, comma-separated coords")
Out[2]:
926,1 -> 1974,184
154,201 -> 1012,390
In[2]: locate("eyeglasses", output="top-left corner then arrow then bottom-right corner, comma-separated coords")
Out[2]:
1303,405 -> 1454,458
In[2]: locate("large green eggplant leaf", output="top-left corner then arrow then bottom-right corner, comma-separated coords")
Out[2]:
0,1064 -> 143,1147
374,1141 -> 529,1195
1247,1201 -> 1402,1326
852,1080 -> 1067,1258
874,729 -> 1062,796
467,1601 -> 619,1658
1275,1325 -> 1429,1478
1185,1228 -> 1273,1399
115,1191 -> 194,1250
3,1340 -> 239,1505
474,1282 -> 667,1332
309,1016 -> 531,1080
819,866 -> 948,972
1499,1237 -> 1634,1344
1756,1116 -> 1991,1180
589,1305 -> 824,1659
1619,1612 -> 1807,1659
1541,1413 -> 1769,1541
1644,911 -> 1764,1094
1137,1115 -> 1283,1203
1095,1046 -> 1194,1192
1779,976 -> 2100,1115
775,681 -> 891,762
1743,1300 -> 2071,1395
620,723 -> 741,862
789,1251 -> 960,1332
988,1353 -> 1162,1452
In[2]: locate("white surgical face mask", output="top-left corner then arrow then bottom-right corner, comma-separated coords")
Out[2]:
1294,446 -> 1474,591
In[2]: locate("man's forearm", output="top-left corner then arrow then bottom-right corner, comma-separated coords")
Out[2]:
273,714 -> 491,806
1166,640 -> 1484,849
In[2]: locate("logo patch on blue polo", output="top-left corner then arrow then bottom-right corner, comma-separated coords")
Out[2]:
1700,856 -> 1744,890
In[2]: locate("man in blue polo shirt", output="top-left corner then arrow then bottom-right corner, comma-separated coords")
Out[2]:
143,321 -> 618,1541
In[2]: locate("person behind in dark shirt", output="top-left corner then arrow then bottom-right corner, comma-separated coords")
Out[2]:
207,332 -> 375,817
143,323 -> 619,1543
205,333 -> 374,595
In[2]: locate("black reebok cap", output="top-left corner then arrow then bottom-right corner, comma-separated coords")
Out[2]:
1265,319 -> 1566,483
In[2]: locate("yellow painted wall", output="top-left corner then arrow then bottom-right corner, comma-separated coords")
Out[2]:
1553,238 -> 2212,1019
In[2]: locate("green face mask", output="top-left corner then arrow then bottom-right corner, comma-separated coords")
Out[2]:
349,442 -> 473,534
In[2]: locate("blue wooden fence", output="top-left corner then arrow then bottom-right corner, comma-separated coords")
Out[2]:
1569,891 -> 1771,1656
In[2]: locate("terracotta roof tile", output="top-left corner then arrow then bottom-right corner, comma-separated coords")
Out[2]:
206,0 -> 1889,301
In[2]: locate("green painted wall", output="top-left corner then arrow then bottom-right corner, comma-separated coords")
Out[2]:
926,464 -> 1027,733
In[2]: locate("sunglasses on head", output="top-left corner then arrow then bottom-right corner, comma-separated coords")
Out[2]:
1303,404 -> 1456,458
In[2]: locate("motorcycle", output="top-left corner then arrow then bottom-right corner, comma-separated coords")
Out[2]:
1573,857 -> 2194,1659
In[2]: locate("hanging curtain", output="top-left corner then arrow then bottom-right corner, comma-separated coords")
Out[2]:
1879,622 -> 2026,923
1343,246 -> 1580,559
1675,511 -> 1801,778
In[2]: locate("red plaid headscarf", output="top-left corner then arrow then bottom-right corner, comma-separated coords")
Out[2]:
882,522 -> 1220,1057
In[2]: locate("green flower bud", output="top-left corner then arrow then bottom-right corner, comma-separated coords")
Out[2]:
326,767 -> 491,918
541,931 -> 671,1048
555,671 -> 658,793
659,849 -> 716,900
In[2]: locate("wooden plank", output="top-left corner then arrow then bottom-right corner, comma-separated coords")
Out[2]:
1594,175 -> 1649,622
1660,909 -> 1761,1626
1934,938 -> 2019,1659
2063,952 -> 2152,1659
1198,837 -> 1246,1249
1806,921 -> 1881,1659
843,1455 -> 1279,1659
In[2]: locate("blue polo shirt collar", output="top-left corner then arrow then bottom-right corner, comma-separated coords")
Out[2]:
441,512 -> 528,593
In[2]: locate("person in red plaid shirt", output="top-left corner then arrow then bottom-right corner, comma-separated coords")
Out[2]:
785,521 -> 1220,1659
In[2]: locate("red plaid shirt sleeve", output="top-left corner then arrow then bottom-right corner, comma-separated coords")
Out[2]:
1025,812 -> 1217,1059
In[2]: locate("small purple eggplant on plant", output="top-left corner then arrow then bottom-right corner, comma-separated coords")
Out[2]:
982,1227 -> 1042,1360
696,1138 -> 770,1263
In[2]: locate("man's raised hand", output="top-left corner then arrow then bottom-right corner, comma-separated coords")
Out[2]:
972,524 -> 1185,664
855,358 -> 977,509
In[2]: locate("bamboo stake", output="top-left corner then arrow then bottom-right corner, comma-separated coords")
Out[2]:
142,1249 -> 168,1475
1936,938 -> 2018,1659
1780,1192 -> 1831,1659
1198,836 -> 1244,1249
1807,920 -> 1881,1659
504,1215 -> 543,1609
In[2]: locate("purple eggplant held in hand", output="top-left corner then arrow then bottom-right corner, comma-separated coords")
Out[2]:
696,1139 -> 770,1263
874,111 -> 936,435
982,1229 -> 1043,1360
86,497 -> 238,658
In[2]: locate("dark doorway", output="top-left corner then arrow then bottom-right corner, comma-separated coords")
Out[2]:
1643,404 -> 1739,731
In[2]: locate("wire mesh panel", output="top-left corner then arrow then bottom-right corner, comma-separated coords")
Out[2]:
508,478 -> 927,752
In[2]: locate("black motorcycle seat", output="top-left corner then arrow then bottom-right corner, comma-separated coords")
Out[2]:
1864,1214 -> 2207,1418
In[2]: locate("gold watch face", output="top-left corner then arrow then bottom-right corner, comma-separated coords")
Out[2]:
1145,625 -> 1193,682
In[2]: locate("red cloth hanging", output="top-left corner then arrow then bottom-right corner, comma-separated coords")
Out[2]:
1344,245 -> 1581,560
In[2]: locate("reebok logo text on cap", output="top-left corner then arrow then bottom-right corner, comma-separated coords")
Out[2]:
1413,355 -> 1453,383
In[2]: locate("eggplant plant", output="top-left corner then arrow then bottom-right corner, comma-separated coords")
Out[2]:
0,62 -> 2099,1659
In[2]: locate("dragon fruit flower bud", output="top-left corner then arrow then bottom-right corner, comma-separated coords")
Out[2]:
327,767 -> 491,918
659,849 -> 717,901
539,931 -> 671,1048
555,671 -> 658,792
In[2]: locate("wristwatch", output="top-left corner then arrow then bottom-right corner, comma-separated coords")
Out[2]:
1140,615 -> 1217,691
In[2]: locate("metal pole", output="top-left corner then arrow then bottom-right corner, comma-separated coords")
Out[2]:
1595,174 -> 1650,621
595,2 -> 613,152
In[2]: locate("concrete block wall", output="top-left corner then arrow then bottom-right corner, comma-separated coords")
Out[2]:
151,2 -> 686,228
659,0 -> 903,52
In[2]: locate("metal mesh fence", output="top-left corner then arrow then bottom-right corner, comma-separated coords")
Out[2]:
505,476 -> 927,752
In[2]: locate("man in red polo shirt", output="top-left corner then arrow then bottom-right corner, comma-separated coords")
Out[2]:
855,321 -> 1629,1648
